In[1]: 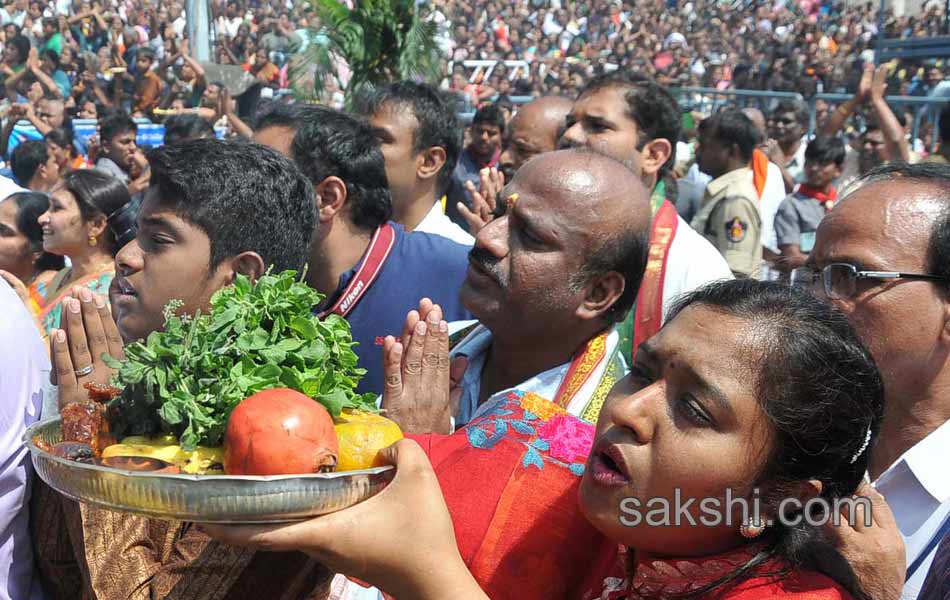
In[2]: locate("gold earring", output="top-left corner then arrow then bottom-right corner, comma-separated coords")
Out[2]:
88,234 -> 98,247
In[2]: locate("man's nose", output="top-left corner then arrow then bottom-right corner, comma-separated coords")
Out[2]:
558,125 -> 584,149
115,238 -> 143,276
474,213 -> 509,259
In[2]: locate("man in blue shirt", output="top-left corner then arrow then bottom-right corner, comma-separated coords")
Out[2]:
254,104 -> 471,395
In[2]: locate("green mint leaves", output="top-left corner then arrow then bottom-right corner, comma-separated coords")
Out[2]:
105,270 -> 377,450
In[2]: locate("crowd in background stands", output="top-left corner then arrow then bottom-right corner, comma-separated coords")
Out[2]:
438,0 -> 950,99
1,0 -> 950,172
0,0 -> 313,166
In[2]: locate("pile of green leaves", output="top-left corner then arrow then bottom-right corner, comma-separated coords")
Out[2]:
104,270 -> 377,450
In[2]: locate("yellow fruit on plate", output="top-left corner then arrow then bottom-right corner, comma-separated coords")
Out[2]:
180,446 -> 225,474
101,436 -> 225,474
102,442 -> 184,464
334,410 -> 403,471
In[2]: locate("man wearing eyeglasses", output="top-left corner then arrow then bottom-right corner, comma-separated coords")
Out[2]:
792,162 -> 950,600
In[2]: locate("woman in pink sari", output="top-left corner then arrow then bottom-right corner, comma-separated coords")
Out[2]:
204,281 -> 901,599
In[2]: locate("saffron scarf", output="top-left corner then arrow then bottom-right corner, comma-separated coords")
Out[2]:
751,148 -> 770,199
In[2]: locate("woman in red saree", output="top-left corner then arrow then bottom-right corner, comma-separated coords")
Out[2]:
205,280 -> 891,599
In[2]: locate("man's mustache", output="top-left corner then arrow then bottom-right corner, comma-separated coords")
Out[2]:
468,247 -> 504,287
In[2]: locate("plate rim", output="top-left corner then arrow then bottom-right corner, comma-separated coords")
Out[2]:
25,417 -> 395,482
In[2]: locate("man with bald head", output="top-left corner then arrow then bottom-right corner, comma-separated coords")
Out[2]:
794,162 -> 950,599
450,148 -> 652,424
498,96 -> 573,181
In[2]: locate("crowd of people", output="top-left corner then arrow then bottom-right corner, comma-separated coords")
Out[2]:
439,0 -> 950,99
0,1 -> 947,600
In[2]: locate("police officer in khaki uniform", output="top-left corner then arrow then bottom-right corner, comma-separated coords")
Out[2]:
691,110 -> 763,278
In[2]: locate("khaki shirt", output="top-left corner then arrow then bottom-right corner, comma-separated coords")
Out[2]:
691,167 -> 762,278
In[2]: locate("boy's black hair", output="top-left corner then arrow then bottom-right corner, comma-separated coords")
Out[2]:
146,138 -> 315,273
11,140 -> 49,186
99,111 -> 137,143
804,136 -> 847,167
471,103 -> 506,136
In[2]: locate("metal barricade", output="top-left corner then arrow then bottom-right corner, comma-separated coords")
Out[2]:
450,60 -> 532,84
669,87 -> 950,144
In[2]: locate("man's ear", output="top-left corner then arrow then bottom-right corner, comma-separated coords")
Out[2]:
575,271 -> 625,322
227,251 -> 266,284
417,146 -> 447,183
639,138 -> 673,178
314,175 -> 347,223
939,290 -> 950,345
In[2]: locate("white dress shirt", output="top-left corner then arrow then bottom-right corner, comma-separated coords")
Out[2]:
0,282 -> 50,600
783,136 -> 809,185
0,175 -> 26,201
663,215 -> 734,317
874,419 -> 950,600
759,161 -> 788,280
414,201 -> 474,246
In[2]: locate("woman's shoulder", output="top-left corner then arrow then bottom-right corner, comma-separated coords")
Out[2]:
33,270 -> 58,294
724,568 -> 855,599
42,267 -> 72,302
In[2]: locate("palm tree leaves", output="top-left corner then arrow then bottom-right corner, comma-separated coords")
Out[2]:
398,15 -> 442,83
295,0 -> 444,103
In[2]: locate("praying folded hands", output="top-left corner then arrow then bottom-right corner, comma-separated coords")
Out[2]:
380,298 -> 458,434
201,439 -> 489,600
50,286 -> 125,409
